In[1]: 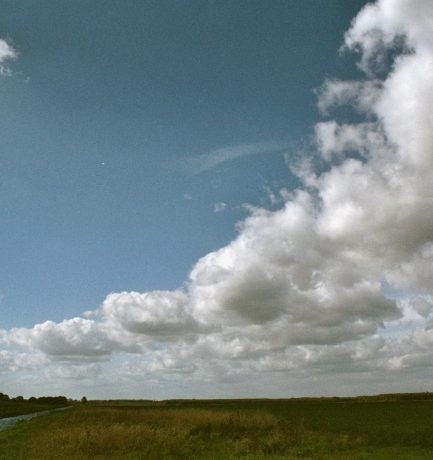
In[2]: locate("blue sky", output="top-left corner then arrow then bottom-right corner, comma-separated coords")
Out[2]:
2,0 -> 433,399
0,0 -> 366,328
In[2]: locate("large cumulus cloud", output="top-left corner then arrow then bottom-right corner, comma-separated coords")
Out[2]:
2,0 -> 433,397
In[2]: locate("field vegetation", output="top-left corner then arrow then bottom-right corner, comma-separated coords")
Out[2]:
1,395 -> 433,459
0,392 -> 69,419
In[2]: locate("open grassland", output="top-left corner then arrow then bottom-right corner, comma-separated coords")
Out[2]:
1,398 -> 433,459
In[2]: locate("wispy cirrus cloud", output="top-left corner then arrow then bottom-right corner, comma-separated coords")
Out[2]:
178,140 -> 289,176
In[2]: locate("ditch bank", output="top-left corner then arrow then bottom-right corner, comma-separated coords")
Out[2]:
0,406 -> 72,431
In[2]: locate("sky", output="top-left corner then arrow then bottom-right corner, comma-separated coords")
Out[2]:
1,0 -> 433,399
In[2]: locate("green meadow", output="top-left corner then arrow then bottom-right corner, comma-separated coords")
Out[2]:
1,396 -> 433,459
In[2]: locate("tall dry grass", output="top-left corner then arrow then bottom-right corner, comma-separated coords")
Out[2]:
19,406 -> 311,459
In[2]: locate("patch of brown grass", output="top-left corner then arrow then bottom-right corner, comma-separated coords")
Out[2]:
24,407 -> 307,459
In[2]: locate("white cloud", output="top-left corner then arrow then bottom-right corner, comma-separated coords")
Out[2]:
3,317 -> 139,359
100,291 -> 201,337
213,202 -> 227,213
0,39 -> 17,75
3,0 -> 433,397
0,350 -> 45,374
316,79 -> 382,115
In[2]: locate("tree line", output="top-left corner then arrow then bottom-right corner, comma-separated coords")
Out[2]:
0,392 -> 68,404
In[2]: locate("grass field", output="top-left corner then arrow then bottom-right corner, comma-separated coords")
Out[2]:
1,398 -> 433,459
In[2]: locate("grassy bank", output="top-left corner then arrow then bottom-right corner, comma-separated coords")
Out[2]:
1,399 -> 433,459
0,400 -> 69,419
